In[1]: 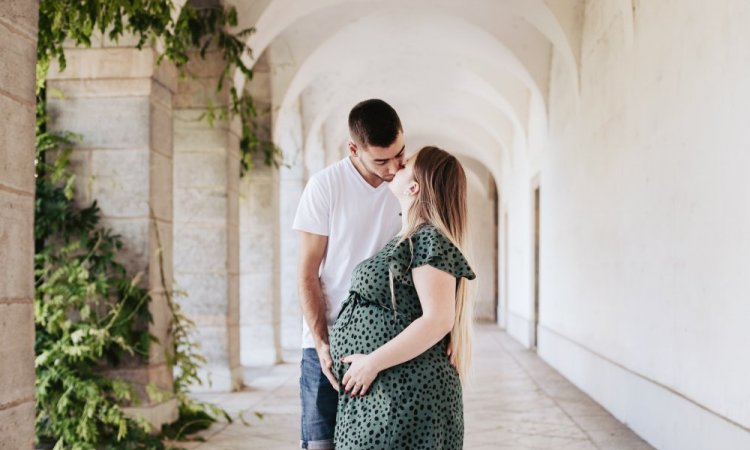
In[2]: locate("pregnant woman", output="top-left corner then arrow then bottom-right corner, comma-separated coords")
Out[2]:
330,146 -> 476,450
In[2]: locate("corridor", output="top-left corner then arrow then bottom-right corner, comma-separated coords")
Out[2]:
4,0 -> 750,448
184,325 -> 652,449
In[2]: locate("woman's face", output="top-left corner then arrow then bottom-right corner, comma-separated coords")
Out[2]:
389,154 -> 416,198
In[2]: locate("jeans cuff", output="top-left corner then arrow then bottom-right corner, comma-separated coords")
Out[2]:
300,438 -> 335,449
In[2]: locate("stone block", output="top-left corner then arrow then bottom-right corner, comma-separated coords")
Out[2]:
147,292 -> 173,366
241,329 -> 279,367
0,95 -> 35,193
181,49 -> 229,79
148,219 -> 173,294
193,325 -> 231,365
152,59 -> 178,96
66,148 -> 94,206
122,398 -> 179,433
0,18 -> 38,105
48,95 -> 152,149
98,218 -> 149,278
47,47 -> 157,81
173,150 -> 228,188
227,273 -> 240,321
174,75 -> 229,109
173,225 -> 227,273
227,152 -> 240,192
246,70 -> 272,102
173,109 -> 229,152
227,185 -> 239,228
174,186 -> 228,224
240,228 -> 274,267
239,273 -> 274,325
0,191 -> 34,299
49,78 -> 153,99
0,304 -> 34,406
173,272 -> 228,318
150,101 -> 173,160
0,0 -> 38,37
149,151 -> 173,221
104,362 -> 173,394
0,400 -> 34,450
227,223 -> 239,274
90,149 -> 150,217
227,322 -> 241,368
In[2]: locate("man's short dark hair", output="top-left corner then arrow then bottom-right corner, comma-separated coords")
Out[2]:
348,99 -> 403,148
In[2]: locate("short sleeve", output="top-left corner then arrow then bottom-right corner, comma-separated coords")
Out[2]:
388,225 -> 476,285
292,174 -> 330,236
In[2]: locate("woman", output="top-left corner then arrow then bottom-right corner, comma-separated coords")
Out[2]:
330,146 -> 476,450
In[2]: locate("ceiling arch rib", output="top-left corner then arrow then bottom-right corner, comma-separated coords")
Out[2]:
297,69 -> 524,160
231,0 -> 580,101
275,9 -> 544,115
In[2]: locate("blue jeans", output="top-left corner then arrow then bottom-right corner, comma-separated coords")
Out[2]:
300,348 -> 337,449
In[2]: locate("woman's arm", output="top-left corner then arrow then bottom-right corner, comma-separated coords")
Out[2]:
340,264 -> 456,396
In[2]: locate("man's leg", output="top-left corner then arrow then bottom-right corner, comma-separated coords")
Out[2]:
300,348 -> 338,449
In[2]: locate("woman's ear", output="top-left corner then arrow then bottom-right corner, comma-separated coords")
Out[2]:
408,181 -> 420,196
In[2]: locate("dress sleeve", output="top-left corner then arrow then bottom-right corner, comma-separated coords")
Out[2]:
388,225 -> 476,285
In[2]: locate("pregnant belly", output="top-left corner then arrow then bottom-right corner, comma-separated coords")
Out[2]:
329,297 -> 413,376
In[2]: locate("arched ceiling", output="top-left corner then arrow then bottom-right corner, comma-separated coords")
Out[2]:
226,0 -> 583,176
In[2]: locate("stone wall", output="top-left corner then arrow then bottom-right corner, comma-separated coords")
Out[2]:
0,2 -> 39,447
46,41 -> 178,428
173,49 -> 242,391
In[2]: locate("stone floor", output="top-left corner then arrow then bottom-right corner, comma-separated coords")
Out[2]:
178,324 -> 654,449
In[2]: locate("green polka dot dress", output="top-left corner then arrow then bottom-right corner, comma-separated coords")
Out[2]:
330,223 -> 476,450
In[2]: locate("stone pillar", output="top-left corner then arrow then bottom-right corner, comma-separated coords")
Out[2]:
239,159 -> 282,366
274,100 -> 307,355
279,162 -> 305,355
46,44 -> 178,428
0,1 -> 39,447
239,53 -> 283,367
173,49 -> 242,391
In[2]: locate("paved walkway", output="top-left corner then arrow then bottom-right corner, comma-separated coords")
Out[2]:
181,324 -> 653,449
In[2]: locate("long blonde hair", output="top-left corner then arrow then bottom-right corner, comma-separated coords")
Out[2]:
395,146 -> 474,381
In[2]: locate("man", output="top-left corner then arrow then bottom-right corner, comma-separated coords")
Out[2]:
293,99 -> 405,450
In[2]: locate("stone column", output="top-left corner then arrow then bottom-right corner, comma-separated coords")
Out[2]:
46,43 -> 178,428
239,53 -> 283,367
279,162 -> 305,354
239,159 -> 282,366
0,1 -> 39,447
173,50 -> 242,391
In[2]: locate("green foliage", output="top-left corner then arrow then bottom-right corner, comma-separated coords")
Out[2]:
33,0 -> 272,448
34,130 -> 165,449
36,0 -> 282,175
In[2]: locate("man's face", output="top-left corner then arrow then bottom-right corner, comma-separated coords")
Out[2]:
352,131 -> 406,182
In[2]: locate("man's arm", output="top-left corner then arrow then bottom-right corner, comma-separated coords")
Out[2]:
297,231 -> 340,391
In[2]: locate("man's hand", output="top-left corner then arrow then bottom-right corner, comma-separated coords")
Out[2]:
316,342 -> 340,391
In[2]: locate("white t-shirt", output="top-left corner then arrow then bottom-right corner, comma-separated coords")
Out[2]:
292,157 -> 401,349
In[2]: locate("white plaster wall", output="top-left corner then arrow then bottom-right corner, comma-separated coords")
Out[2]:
535,1 -> 750,448
462,160 -> 497,322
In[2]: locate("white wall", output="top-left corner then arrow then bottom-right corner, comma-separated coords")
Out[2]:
525,1 -> 750,448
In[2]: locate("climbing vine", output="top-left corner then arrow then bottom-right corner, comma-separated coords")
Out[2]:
37,0 -> 282,175
34,0 -> 272,448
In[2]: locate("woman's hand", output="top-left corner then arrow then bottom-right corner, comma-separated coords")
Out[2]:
341,353 -> 380,397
